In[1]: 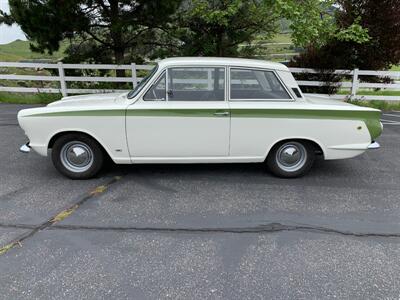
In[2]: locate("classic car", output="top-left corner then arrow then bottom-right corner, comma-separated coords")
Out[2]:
17,57 -> 382,179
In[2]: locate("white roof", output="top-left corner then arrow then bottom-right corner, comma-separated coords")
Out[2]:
157,57 -> 289,72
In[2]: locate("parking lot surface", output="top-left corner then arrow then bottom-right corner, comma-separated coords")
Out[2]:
1,104 -> 400,299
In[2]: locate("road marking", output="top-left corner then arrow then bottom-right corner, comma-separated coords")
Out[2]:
383,114 -> 400,118
381,119 -> 400,123
382,122 -> 400,126
51,205 -> 79,223
0,175 -> 123,256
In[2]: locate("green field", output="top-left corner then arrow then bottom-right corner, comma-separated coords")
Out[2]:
390,65 -> 400,71
268,33 -> 292,44
338,89 -> 400,96
1,34 -> 293,62
0,40 -> 66,62
0,92 -> 61,104
348,99 -> 400,111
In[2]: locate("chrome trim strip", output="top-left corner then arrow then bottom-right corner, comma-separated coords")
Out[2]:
368,141 -> 380,149
20,142 -> 31,153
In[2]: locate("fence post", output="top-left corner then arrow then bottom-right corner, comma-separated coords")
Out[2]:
351,68 -> 359,99
131,63 -> 137,88
57,62 -> 67,97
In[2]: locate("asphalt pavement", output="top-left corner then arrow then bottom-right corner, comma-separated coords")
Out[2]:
1,103 -> 400,299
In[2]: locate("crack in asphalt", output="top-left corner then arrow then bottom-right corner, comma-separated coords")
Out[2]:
0,176 -> 122,255
1,222 -> 400,239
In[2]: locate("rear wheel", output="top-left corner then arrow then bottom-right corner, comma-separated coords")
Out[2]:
266,140 -> 315,178
51,133 -> 104,179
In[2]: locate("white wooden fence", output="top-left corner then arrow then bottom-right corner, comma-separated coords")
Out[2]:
290,67 -> 400,101
0,62 -> 153,96
0,61 -> 399,101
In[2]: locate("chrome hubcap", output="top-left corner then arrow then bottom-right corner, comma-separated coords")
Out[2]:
60,141 -> 94,173
276,142 -> 307,172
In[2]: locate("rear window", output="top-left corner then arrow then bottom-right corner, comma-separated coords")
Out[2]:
230,68 -> 291,100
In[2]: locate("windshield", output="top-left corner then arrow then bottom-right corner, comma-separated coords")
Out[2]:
127,64 -> 158,99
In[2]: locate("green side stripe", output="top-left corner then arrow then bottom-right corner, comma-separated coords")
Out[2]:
24,108 -> 382,139
25,108 -> 380,119
127,109 -> 219,117
27,110 -> 125,117
231,109 -> 381,119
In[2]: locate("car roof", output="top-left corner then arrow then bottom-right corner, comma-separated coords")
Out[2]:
157,57 -> 289,72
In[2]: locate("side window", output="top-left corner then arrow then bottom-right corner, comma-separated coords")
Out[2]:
167,67 -> 225,101
143,72 -> 166,101
230,68 -> 291,100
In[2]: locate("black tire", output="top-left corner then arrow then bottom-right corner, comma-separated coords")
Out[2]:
51,133 -> 104,179
266,140 -> 315,178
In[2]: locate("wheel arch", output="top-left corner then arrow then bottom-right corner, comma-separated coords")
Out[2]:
264,137 -> 325,161
47,130 -> 114,162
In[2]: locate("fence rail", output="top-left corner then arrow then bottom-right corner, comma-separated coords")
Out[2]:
0,62 -> 152,96
0,61 -> 399,101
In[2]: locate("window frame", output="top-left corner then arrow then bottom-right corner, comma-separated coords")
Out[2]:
143,70 -> 166,101
128,64 -> 159,99
141,65 -> 228,102
167,65 -> 227,102
228,67 -> 294,102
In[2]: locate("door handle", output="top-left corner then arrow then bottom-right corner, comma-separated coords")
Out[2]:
213,111 -> 230,117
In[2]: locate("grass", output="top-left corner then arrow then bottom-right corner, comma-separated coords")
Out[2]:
254,33 -> 293,44
0,39 -> 66,62
348,99 -> 400,111
251,33 -> 297,60
338,89 -> 400,96
0,92 -> 62,104
270,33 -> 293,44
390,65 -> 400,71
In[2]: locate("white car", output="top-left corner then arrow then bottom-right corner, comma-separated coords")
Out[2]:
18,57 -> 382,179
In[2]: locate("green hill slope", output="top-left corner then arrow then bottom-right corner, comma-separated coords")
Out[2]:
0,39 -> 66,62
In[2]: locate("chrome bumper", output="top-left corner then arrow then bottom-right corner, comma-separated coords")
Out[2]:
20,142 -> 31,153
368,141 -> 380,150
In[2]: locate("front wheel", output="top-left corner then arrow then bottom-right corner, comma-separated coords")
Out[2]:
51,133 -> 104,179
266,141 -> 315,178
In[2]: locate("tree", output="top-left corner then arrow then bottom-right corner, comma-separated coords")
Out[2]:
1,0 -> 375,65
292,0 -> 400,70
1,0 -> 181,75
162,0 -> 369,58
166,0 -> 279,57
289,0 -> 399,94
275,0 -> 369,49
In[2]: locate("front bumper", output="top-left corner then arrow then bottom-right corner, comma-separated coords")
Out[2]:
368,141 -> 380,150
20,142 -> 31,153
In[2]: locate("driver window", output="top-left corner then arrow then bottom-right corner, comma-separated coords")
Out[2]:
143,72 -> 166,101
167,67 -> 225,101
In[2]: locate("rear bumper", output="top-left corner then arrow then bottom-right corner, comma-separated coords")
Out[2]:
368,141 -> 380,150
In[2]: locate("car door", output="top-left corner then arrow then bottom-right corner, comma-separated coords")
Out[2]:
228,67 -> 294,158
126,66 -> 230,159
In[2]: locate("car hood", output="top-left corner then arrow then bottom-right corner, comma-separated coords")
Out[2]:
47,92 -> 127,108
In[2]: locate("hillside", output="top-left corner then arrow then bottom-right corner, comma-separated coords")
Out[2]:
0,34 -> 295,62
0,39 -> 66,62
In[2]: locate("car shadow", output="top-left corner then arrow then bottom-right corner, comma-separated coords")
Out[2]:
98,157 -> 356,185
